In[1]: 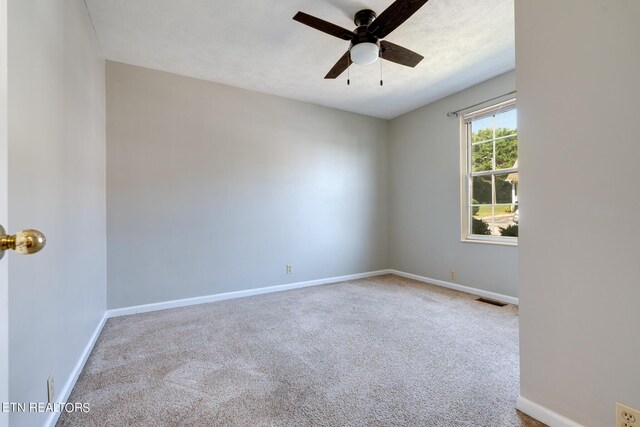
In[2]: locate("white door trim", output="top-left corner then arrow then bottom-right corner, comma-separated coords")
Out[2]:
0,0 -> 9,425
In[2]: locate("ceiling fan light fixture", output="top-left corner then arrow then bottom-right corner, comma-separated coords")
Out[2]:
350,42 -> 379,65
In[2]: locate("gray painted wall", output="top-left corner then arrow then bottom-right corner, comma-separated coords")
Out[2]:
7,1 -> 106,426
516,0 -> 640,425
106,62 -> 389,309
388,72 -> 518,298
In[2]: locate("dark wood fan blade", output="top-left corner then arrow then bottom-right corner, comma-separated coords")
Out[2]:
325,51 -> 350,79
380,40 -> 424,67
369,0 -> 429,39
293,12 -> 355,41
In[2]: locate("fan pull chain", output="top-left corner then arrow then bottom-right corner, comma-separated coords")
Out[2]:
379,50 -> 384,86
347,50 -> 351,86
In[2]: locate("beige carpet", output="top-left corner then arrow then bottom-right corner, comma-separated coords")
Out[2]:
58,274 -> 544,426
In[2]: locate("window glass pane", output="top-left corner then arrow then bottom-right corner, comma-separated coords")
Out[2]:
471,116 -> 494,143
495,135 -> 518,170
475,206 -> 518,237
472,204 -> 492,220
471,215 -> 493,236
471,176 -> 492,205
493,204 -> 518,237
471,141 -> 493,172
470,203 -> 493,236
495,173 -> 517,205
495,108 -> 517,131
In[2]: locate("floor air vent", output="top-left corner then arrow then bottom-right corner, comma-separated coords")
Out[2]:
476,297 -> 508,307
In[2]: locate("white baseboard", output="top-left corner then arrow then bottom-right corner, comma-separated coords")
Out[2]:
107,269 -> 393,318
107,269 -> 517,318
44,312 -> 108,427
388,269 -> 519,305
517,396 -> 583,427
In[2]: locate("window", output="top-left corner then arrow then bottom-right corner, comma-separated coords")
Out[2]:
461,99 -> 518,243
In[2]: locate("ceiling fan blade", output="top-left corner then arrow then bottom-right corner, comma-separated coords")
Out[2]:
293,12 -> 355,41
380,40 -> 424,67
325,51 -> 350,79
369,0 -> 429,39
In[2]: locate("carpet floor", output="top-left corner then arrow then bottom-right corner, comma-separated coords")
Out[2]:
58,274 -> 545,426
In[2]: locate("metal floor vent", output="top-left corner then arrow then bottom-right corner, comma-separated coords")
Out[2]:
476,297 -> 508,307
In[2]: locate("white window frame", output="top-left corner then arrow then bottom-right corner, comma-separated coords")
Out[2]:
460,98 -> 518,245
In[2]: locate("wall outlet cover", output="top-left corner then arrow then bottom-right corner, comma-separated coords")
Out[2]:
617,402 -> 639,427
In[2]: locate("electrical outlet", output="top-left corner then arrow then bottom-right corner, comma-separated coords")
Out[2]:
286,265 -> 293,274
47,374 -> 55,404
450,270 -> 456,280
617,402 -> 640,427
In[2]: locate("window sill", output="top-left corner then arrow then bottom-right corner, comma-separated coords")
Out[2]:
461,238 -> 518,247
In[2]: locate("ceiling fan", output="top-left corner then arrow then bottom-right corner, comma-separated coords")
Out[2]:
293,0 -> 429,80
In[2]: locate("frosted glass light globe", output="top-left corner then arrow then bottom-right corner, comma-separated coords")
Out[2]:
350,42 -> 379,65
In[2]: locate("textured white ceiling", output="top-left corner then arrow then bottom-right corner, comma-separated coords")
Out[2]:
85,0 -> 515,119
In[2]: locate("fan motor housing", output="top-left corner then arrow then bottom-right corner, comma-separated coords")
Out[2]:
351,10 -> 379,49
354,9 -> 376,27
351,26 -> 379,46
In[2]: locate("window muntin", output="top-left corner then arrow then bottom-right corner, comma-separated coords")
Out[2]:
463,99 -> 518,242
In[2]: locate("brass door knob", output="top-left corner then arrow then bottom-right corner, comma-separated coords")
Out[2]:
0,228 -> 46,255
